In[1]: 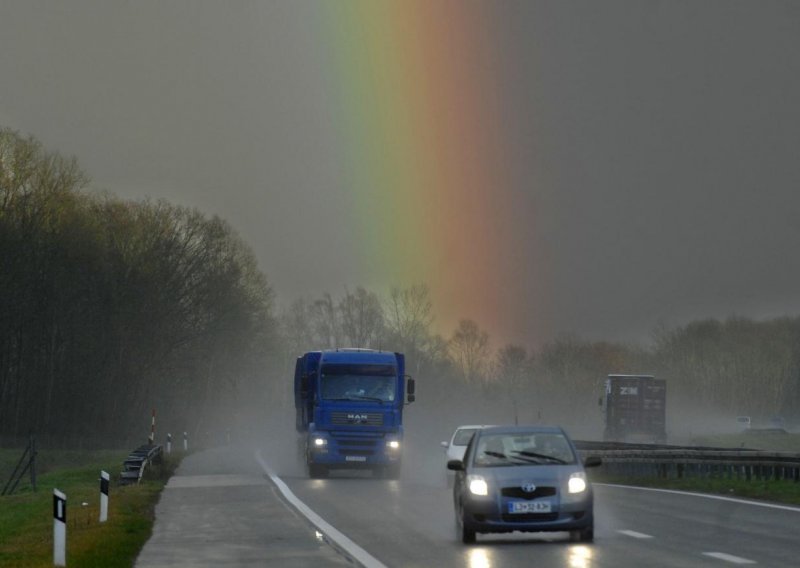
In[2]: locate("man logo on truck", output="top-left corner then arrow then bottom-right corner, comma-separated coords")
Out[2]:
348,414 -> 369,423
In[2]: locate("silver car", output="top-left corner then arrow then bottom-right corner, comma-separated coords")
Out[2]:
448,425 -> 601,543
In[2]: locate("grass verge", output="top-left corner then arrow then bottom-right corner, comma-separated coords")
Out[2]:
592,473 -> 800,505
0,448 -> 181,568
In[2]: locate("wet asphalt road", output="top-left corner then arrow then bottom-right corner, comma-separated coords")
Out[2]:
137,441 -> 800,567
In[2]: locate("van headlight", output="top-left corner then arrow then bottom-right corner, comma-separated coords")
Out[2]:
468,475 -> 489,496
568,472 -> 587,494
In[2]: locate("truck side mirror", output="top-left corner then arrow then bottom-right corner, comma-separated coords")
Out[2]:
406,377 -> 416,403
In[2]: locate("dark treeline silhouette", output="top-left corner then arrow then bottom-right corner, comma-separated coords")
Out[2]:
0,129 -> 277,447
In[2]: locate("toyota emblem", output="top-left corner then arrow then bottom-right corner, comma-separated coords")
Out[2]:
521,482 -> 537,493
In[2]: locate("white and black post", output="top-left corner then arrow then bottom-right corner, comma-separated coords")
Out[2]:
53,488 -> 66,566
166,433 -> 172,454
99,471 -> 109,523
148,409 -> 156,445
183,431 -> 188,452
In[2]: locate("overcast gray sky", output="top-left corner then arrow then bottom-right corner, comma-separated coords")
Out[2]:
2,1 -> 799,348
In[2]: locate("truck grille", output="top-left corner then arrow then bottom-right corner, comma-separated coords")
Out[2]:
331,412 -> 384,426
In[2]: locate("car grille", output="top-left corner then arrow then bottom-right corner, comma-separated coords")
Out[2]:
501,513 -> 559,523
331,412 -> 384,426
501,486 -> 557,499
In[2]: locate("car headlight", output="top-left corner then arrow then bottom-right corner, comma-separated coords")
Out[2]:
467,475 -> 488,496
568,472 -> 587,494
386,440 -> 401,450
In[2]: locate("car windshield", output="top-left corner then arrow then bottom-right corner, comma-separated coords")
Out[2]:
453,428 -> 478,446
320,364 -> 396,402
473,433 -> 576,467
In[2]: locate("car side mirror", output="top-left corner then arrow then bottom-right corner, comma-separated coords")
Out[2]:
583,456 -> 602,468
441,441 -> 449,448
447,459 -> 464,471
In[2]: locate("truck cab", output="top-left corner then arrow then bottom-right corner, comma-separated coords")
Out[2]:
294,349 -> 415,478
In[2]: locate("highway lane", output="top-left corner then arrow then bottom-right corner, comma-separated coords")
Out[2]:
265,440 -> 800,568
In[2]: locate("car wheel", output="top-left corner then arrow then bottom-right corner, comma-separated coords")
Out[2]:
570,526 -> 594,542
456,499 -> 476,544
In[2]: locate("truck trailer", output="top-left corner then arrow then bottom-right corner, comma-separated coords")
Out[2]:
294,349 -> 415,479
602,374 -> 666,444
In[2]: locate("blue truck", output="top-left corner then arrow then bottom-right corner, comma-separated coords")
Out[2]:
294,349 -> 415,479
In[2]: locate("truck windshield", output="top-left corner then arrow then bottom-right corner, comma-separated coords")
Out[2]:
320,364 -> 397,403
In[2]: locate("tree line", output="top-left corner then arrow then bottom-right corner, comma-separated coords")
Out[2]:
277,285 -> 800,439
0,128 -> 276,446
3,127 -> 799,447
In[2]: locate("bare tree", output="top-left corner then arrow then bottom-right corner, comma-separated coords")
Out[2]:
309,293 -> 340,349
448,319 -> 490,383
339,287 -> 385,348
494,344 -> 530,424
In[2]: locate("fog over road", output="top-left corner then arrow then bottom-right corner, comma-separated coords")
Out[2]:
138,439 -> 800,567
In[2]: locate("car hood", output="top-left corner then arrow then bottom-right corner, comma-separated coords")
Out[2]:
479,464 -> 584,487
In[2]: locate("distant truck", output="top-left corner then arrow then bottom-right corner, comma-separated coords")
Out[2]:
601,374 -> 666,444
294,349 -> 415,479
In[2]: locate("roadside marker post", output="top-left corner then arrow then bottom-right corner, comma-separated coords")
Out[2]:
183,431 -> 188,452
99,471 -> 109,523
166,433 -> 172,454
148,409 -> 156,445
53,488 -> 66,566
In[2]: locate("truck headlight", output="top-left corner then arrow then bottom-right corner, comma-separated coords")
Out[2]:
468,475 -> 488,496
568,472 -> 587,494
312,437 -> 327,447
386,440 -> 401,450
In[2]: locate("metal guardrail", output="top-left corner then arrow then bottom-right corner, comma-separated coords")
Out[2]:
120,444 -> 163,485
574,441 -> 800,482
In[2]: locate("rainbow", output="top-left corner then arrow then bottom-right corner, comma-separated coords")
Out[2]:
311,2 -> 544,346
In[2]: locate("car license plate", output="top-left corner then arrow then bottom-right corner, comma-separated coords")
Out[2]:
345,455 -> 366,462
508,501 -> 551,514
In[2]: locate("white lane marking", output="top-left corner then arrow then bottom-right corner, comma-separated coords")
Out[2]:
255,451 -> 388,568
596,483 -> 800,513
618,529 -> 653,539
702,552 -> 756,564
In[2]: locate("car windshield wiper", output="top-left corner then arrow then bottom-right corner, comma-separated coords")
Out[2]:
483,451 -> 508,460
512,450 -> 568,464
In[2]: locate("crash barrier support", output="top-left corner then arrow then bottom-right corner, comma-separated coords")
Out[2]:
119,444 -> 163,485
575,441 -> 800,482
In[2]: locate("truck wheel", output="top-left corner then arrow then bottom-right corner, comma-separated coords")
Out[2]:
308,464 -> 328,479
381,463 -> 401,479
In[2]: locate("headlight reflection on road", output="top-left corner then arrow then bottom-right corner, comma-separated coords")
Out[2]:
468,548 -> 491,568
567,545 -> 593,568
